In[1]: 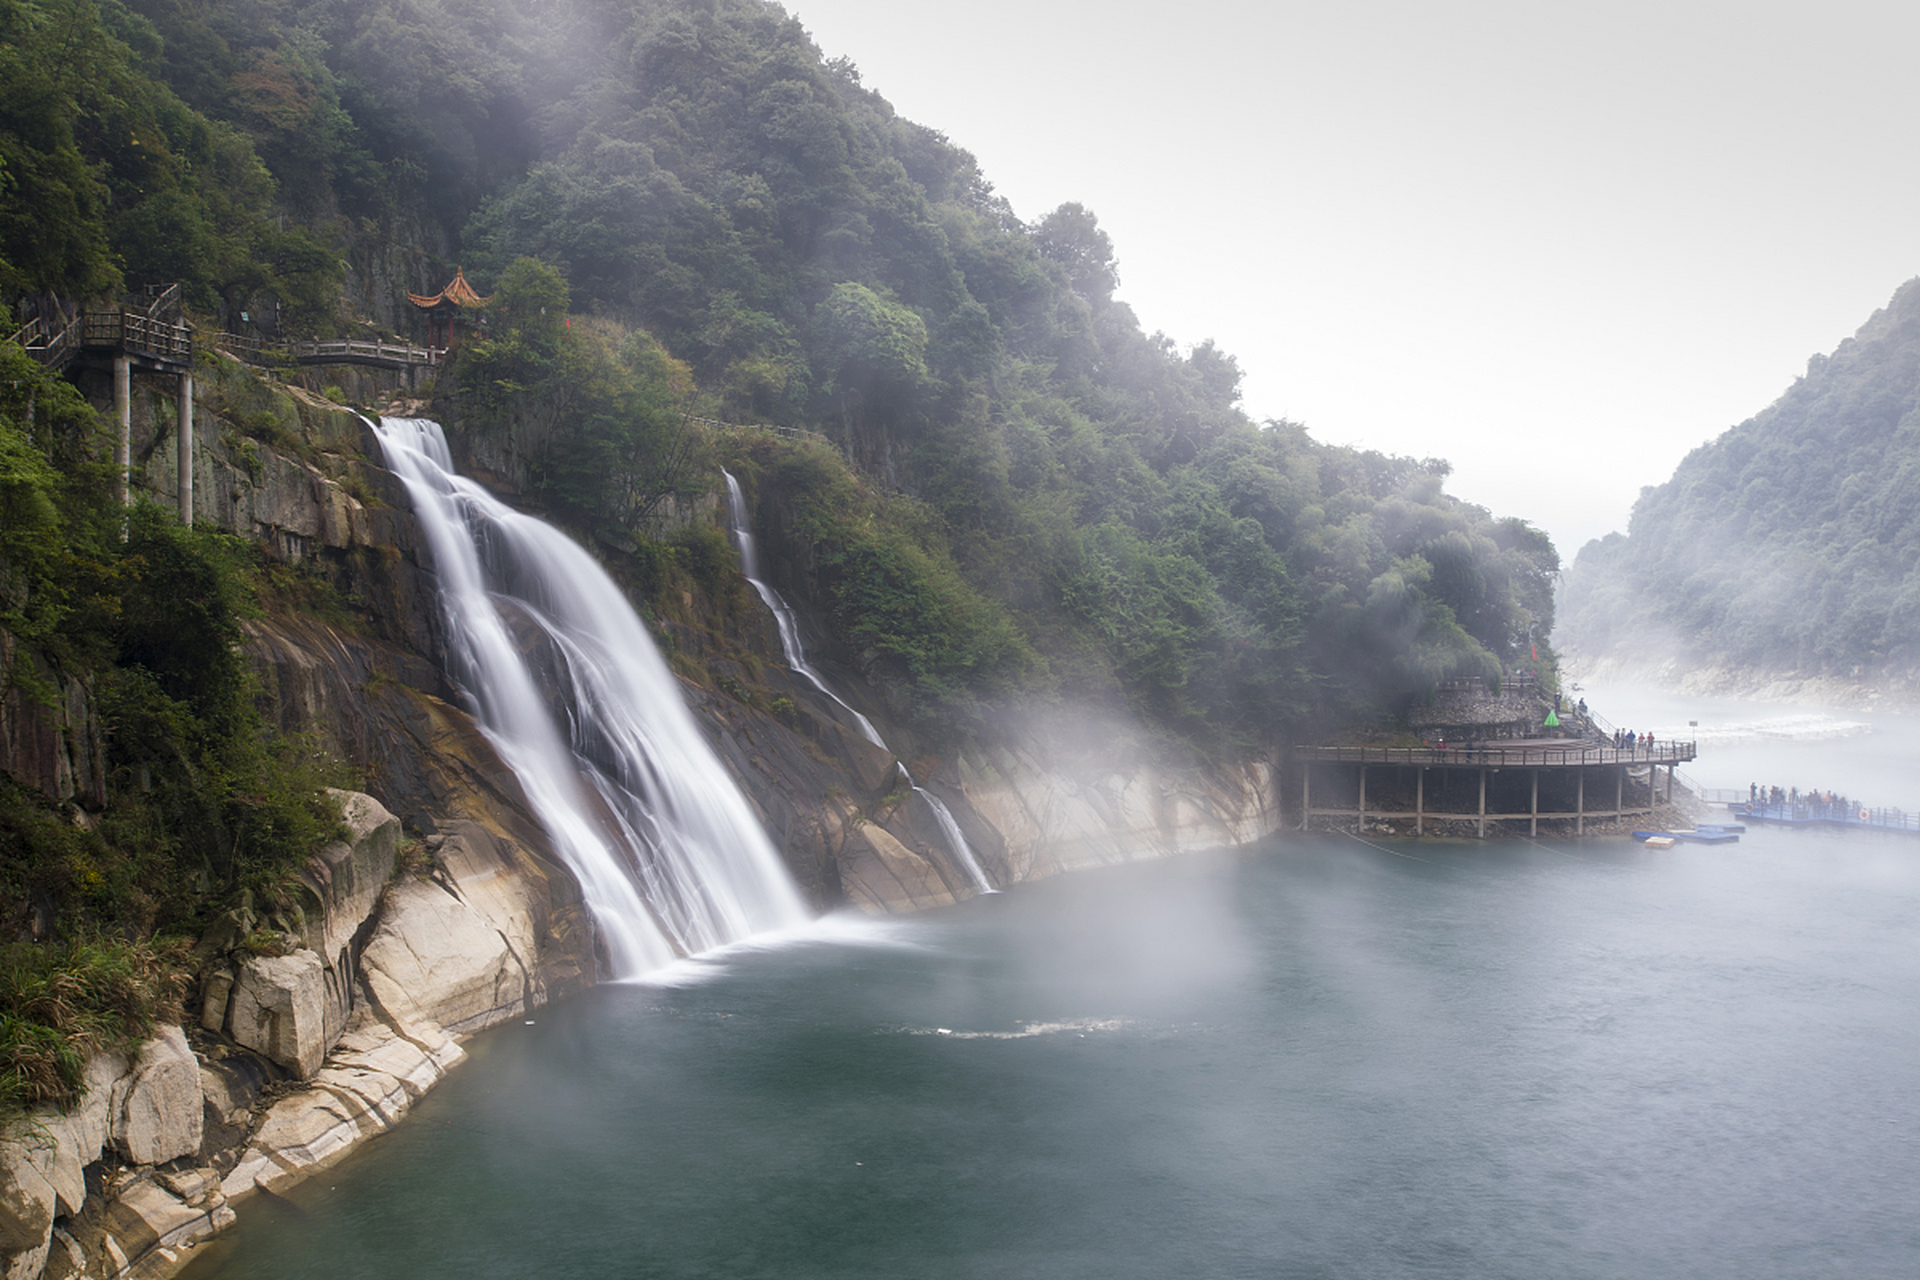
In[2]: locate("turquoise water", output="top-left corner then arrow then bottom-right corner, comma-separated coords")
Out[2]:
185,827 -> 1919,1279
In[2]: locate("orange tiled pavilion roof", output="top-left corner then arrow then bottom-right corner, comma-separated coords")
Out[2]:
407,267 -> 493,309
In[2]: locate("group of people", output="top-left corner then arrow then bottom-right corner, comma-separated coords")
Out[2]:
1611,728 -> 1656,751
1749,784 -> 1855,817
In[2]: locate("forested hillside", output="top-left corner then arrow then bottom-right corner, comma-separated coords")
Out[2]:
3,0 -> 1560,766
1559,278 -> 1920,685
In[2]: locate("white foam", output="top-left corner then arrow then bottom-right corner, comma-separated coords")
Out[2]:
1657,714 -> 1872,746
899,1018 -> 1132,1040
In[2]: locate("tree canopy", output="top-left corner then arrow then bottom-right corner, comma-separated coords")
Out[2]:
5,0 -> 1563,752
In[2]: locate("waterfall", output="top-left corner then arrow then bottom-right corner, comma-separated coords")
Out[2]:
375,418 -> 810,978
723,471 -> 995,895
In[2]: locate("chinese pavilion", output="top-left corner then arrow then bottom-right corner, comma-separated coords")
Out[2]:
407,267 -> 493,360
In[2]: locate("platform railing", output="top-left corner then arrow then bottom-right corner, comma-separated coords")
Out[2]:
1294,742 -> 1696,768
1732,801 -> 1920,834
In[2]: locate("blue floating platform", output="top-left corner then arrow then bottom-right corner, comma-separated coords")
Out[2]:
1633,828 -> 1741,845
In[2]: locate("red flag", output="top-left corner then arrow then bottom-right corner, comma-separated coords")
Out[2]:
1531,641 -> 1537,660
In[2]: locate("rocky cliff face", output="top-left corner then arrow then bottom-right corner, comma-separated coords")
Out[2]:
1,354 -> 1278,1280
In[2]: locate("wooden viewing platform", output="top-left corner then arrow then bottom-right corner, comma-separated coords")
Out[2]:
1294,735 -> 1697,838
8,285 -> 197,517
9,289 -> 193,375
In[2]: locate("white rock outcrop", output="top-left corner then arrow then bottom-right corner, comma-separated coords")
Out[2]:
0,1028 -> 209,1280
219,1014 -> 464,1205
226,950 -> 334,1080
360,877 -> 530,1035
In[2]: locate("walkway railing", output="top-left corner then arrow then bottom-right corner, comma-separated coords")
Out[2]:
695,416 -> 837,451
1294,742 -> 1696,768
82,309 -> 192,363
1733,801 -> 1920,835
287,338 -> 437,367
11,308 -> 191,368
7,314 -> 82,370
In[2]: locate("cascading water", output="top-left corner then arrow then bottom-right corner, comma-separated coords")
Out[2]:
375,418 -> 810,977
723,471 -> 995,895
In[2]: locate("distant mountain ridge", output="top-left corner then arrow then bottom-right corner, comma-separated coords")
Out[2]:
1558,278 -> 1920,699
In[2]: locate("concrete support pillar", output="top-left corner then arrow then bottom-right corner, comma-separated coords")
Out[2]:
114,354 -> 131,507
1477,768 -> 1487,839
1357,765 -> 1367,833
1416,768 -> 1425,837
1577,770 -> 1586,836
176,371 -> 193,524
1530,768 -> 1539,838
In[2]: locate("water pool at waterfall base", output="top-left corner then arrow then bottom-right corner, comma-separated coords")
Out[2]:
184,827 -> 1919,1280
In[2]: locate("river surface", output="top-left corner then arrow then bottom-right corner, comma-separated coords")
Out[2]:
185,800 -> 1918,1277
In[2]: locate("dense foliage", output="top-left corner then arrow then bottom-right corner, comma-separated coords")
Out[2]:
1559,279 -> 1920,677
7,0 -> 1562,762
0,0 -> 342,317
2,347 -> 343,1110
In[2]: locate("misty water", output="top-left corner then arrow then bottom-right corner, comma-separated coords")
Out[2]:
184,696 -> 1918,1280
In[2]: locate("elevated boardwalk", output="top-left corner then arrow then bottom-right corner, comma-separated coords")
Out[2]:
1294,735 -> 1697,838
10,287 -> 193,375
8,286 -> 196,516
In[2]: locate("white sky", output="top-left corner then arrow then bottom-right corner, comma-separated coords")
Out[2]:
787,0 -> 1919,561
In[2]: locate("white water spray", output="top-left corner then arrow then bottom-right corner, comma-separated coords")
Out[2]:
723,471 -> 995,895
375,419 -> 809,977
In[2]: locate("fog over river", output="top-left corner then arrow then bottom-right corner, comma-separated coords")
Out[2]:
185,690 -> 1919,1280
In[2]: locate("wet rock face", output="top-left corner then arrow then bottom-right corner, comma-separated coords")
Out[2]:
682,661 -> 1277,915
0,629 -> 107,812
240,617 -> 597,1007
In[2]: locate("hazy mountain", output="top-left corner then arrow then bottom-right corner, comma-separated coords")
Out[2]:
1558,277 -> 1920,695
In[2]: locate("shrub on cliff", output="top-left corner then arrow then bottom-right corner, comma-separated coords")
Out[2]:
0,932 -> 188,1114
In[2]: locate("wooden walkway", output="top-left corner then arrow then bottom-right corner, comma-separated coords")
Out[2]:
286,338 -> 438,369
9,287 -> 193,374
7,285 -> 196,516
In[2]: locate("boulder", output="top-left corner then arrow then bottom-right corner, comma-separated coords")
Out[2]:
0,1159 -> 57,1257
0,1029 -> 209,1280
112,1028 -> 203,1167
359,878 -> 528,1035
227,951 -> 333,1079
